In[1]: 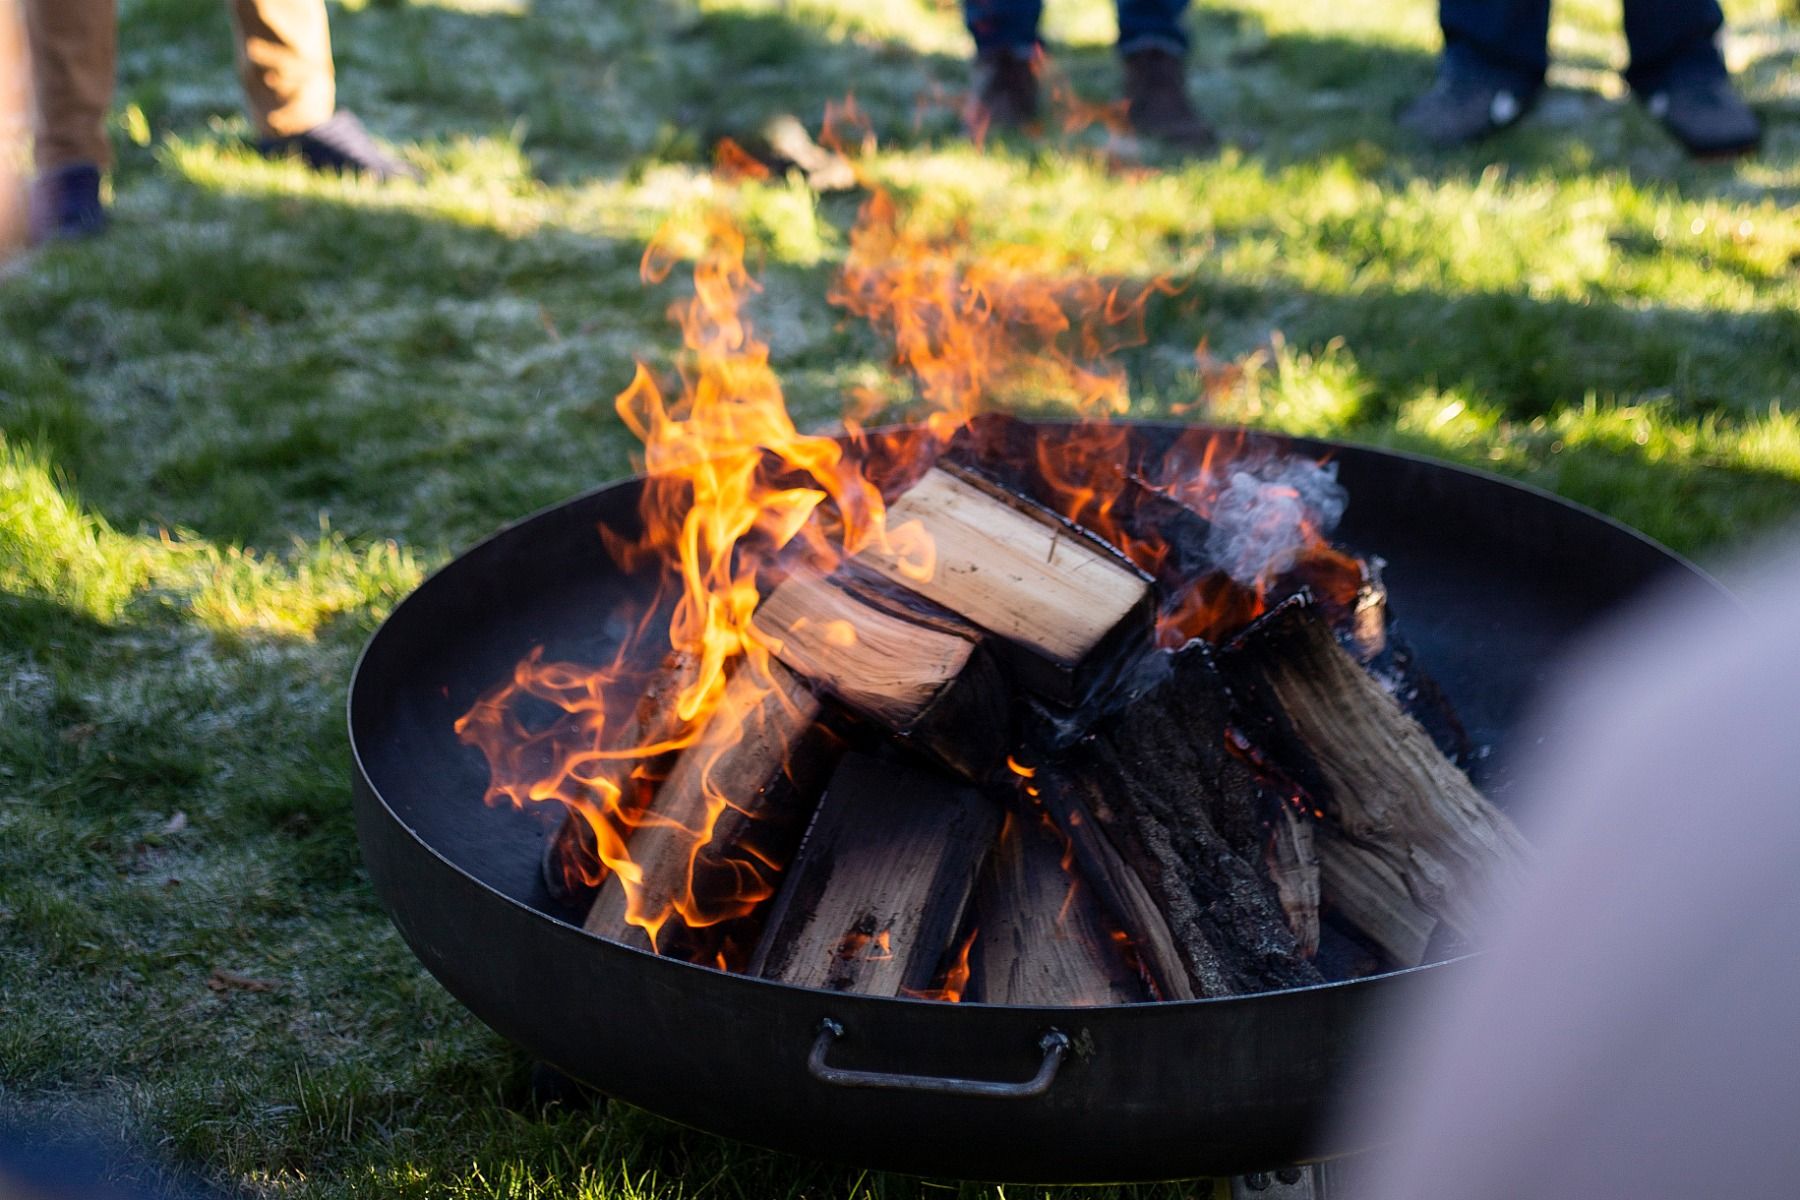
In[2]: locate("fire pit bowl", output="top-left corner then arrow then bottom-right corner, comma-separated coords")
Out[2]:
349,422 -> 1727,1182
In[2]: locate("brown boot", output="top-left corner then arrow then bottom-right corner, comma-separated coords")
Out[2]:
1122,48 -> 1216,152
970,50 -> 1039,132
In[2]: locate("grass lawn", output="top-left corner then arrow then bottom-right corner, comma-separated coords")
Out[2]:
3,0 -> 1798,1194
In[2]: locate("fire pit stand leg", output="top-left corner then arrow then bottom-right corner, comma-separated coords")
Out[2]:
1230,1164 -> 1323,1199
528,1061 -> 611,1112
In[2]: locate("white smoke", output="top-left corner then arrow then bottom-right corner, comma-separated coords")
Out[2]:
1202,457 -> 1347,587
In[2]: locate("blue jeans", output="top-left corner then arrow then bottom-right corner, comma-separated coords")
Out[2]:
1440,0 -> 1726,93
964,0 -> 1190,56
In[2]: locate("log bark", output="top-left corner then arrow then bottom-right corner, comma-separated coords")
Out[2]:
852,462 -> 1154,703
748,752 -> 1001,996
1032,783 -> 1196,1002
1031,642 -> 1324,997
750,564 -> 1010,780
1221,595 -> 1531,940
583,660 -> 836,966
969,813 -> 1147,1006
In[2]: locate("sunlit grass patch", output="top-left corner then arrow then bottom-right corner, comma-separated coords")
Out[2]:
0,435 -> 147,622
184,527 -> 422,640
1197,334 -> 1372,436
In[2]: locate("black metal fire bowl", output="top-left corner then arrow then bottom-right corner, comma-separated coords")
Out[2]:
348,422 -> 1728,1183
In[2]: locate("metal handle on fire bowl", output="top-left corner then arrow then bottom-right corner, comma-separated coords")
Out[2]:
806,1018 -> 1071,1099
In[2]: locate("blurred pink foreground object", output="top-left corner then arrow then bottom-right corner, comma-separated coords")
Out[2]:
1340,535 -> 1800,1199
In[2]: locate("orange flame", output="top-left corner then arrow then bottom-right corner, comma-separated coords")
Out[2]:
903,923 -> 979,1003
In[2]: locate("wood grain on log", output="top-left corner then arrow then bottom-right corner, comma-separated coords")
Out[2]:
852,462 -> 1154,702
749,752 -> 1001,996
1317,831 -> 1437,967
970,813 -> 1146,1006
750,565 -> 1009,780
1222,596 -> 1530,940
1266,804 -> 1321,959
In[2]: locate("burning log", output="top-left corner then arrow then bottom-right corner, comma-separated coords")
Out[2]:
1031,643 -> 1324,998
540,649 -> 703,900
749,565 -> 1009,781
852,462 -> 1155,703
583,660 -> 837,962
969,813 -> 1147,1006
749,752 -> 1001,996
1221,596 -> 1531,941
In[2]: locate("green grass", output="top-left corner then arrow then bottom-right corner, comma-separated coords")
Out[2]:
3,0 -> 1798,1195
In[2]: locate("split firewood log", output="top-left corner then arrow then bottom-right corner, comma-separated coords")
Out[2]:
1029,642 -> 1325,998
1221,595 -> 1531,944
583,660 -> 837,965
748,752 -> 1001,996
852,461 -> 1154,704
539,649 -> 702,900
1265,803 -> 1322,959
969,812 -> 1148,1006
749,564 -> 1009,780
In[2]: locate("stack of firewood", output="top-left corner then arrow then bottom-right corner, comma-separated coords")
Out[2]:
545,419 -> 1531,1004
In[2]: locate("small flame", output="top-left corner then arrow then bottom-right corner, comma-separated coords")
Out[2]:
903,924 -> 979,1003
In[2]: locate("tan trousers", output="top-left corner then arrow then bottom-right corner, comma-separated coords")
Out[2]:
23,0 -> 335,170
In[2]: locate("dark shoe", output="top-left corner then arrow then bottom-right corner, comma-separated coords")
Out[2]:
1398,58 -> 1539,147
970,50 -> 1040,131
1643,76 -> 1761,158
27,162 -> 108,243
257,110 -> 422,182
1122,48 -> 1217,152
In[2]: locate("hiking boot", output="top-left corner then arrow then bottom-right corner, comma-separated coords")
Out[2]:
257,110 -> 422,182
1398,57 -> 1539,146
1643,75 -> 1761,159
27,162 -> 108,243
1122,48 -> 1217,151
970,50 -> 1040,131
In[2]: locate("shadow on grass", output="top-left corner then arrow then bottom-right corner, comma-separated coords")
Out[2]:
7,138 -> 1799,554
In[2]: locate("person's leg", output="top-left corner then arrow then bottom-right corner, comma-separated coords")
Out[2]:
1115,0 -> 1212,150
1397,0 -> 1547,146
1438,0 -> 1552,90
1620,0 -> 1723,92
21,0 -> 112,238
229,0 -> 419,179
964,0 -> 1043,130
226,0 -> 334,139
22,0 -> 115,170
1115,0 -> 1188,56
1622,0 -> 1758,156
963,0 -> 1042,57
